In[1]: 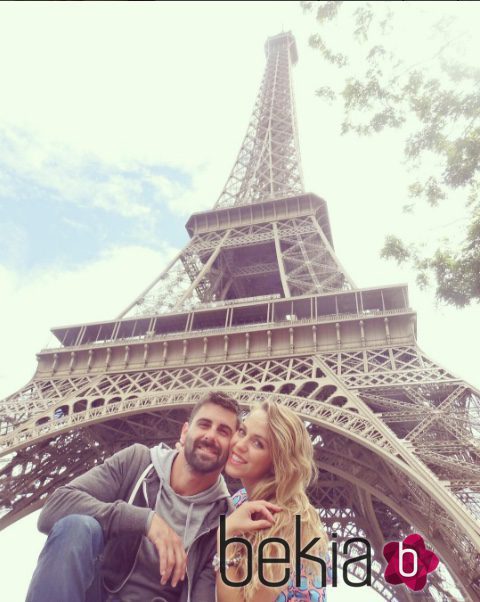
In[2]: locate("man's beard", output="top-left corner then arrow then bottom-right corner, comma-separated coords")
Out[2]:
183,436 -> 227,473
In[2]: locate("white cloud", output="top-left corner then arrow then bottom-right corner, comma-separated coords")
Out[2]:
0,3 -> 305,218
0,244 -> 177,399
91,173 -> 152,217
0,127 -> 161,217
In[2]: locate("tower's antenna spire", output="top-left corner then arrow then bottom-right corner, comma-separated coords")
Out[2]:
215,31 -> 304,208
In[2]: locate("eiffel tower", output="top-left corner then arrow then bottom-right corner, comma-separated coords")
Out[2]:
1,31 -> 479,601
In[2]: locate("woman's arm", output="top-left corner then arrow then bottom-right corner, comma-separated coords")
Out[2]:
215,564 -> 246,602
215,500 -> 282,602
216,571 -> 281,602
216,569 -> 282,602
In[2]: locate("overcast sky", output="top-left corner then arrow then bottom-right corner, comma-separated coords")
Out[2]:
0,2 -> 478,600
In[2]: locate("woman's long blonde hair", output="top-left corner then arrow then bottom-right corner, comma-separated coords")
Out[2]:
232,400 -> 328,600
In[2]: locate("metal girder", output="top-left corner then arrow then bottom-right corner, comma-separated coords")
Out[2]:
119,214 -> 354,317
215,32 -> 304,208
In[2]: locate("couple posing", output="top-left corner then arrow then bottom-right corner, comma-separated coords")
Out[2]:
27,391 -> 329,602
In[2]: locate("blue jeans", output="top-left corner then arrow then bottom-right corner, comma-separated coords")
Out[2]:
26,514 -> 107,602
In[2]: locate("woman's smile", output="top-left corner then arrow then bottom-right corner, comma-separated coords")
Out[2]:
225,409 -> 273,492
229,451 -> 247,465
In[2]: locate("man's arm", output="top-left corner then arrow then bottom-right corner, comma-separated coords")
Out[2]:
190,531 -> 217,602
39,442 -> 188,586
38,443 -> 152,539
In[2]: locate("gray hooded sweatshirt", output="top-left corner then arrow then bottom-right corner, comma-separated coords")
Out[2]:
38,443 -> 232,602
116,446 -> 230,602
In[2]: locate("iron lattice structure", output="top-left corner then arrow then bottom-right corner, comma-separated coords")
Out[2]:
1,31 -> 479,601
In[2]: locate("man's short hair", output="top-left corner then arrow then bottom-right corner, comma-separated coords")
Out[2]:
189,391 -> 240,426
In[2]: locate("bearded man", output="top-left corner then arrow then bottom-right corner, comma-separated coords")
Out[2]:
26,391 -> 240,602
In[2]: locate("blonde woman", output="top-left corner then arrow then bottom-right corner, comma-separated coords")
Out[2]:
215,400 -> 330,602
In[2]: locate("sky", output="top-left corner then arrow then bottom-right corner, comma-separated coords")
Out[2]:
0,2 -> 479,600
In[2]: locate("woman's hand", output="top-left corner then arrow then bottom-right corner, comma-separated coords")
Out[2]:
224,500 -> 282,539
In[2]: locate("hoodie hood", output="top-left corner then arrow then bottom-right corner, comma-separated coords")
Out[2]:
149,445 -> 230,549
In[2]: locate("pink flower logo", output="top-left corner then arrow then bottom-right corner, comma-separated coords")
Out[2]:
383,533 -> 439,591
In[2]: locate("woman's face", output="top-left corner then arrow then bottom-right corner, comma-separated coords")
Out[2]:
225,409 -> 273,490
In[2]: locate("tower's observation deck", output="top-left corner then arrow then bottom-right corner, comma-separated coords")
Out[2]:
265,31 -> 298,64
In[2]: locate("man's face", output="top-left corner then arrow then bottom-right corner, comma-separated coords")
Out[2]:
181,402 -> 237,474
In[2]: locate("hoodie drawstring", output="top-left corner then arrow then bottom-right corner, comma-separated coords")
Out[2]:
183,503 -> 194,548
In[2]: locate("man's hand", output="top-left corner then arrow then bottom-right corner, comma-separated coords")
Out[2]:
147,513 -> 187,587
